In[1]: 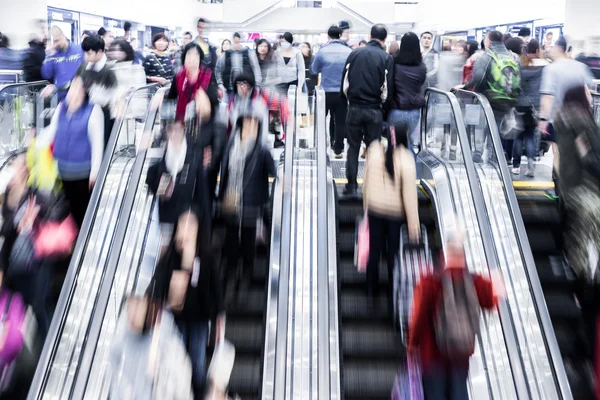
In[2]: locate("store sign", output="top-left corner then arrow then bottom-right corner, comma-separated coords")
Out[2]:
104,18 -> 121,28
247,32 -> 260,41
48,10 -> 73,21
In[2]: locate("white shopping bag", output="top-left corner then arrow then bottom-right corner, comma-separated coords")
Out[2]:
207,339 -> 236,392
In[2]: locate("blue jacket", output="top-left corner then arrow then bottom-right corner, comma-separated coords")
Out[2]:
41,43 -> 84,100
53,101 -> 95,180
0,48 -> 24,84
310,40 -> 352,92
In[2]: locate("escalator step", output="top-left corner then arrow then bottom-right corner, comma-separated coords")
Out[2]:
340,259 -> 388,287
553,322 -> 579,358
343,360 -> 399,400
341,289 -> 390,321
224,319 -> 265,354
518,201 -> 561,224
527,227 -> 559,254
535,254 -> 577,288
227,288 -> 266,318
342,322 -> 403,358
545,291 -> 581,320
228,354 -> 261,399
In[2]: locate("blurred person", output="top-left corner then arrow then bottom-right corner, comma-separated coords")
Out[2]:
553,86 -> 600,356
220,39 -> 231,56
518,27 -> 531,44
41,26 -> 84,101
512,39 -> 547,177
182,31 -> 193,47
170,38 -> 180,52
110,294 -> 194,399
219,110 -> 276,297
227,74 -> 269,142
129,37 -> 145,65
388,40 -> 399,57
273,32 -> 304,94
363,122 -> 419,305
438,39 -> 469,92
341,23 -> 394,197
0,33 -> 24,85
502,32 -> 513,42
144,33 -> 174,85
81,30 -> 94,41
358,39 -> 367,48
97,27 -> 114,51
23,19 -> 47,83
173,33 -> 194,71
462,40 -> 481,84
77,34 -> 118,145
311,25 -> 352,158
421,31 -> 439,88
196,18 -> 218,70
389,32 -> 427,151
409,233 -> 504,400
575,37 -> 600,79
299,41 -> 317,93
339,20 -> 351,45
505,37 -> 524,59
216,32 -> 262,98
543,31 -> 554,50
151,209 -> 225,397
108,39 -> 147,120
539,36 -> 594,182
122,21 -> 132,42
36,76 -> 104,227
255,38 -> 276,87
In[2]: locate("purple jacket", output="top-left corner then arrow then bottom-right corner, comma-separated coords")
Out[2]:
41,43 -> 84,100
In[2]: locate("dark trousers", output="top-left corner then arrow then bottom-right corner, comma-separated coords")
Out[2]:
325,92 -> 347,154
62,178 -> 91,228
102,106 -> 114,148
366,212 -> 401,298
422,365 -> 469,400
345,106 -> 383,188
176,320 -> 210,398
512,108 -> 537,168
224,223 -> 256,286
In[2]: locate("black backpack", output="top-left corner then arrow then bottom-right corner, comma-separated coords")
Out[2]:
434,271 -> 481,358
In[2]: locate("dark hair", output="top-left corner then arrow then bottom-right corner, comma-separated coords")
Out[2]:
359,40 -> 367,46
371,24 -> 388,42
233,32 -> 241,40
255,38 -> 273,60
480,39 -> 486,50
111,39 -> 135,62
487,30 -> 503,43
455,40 -> 468,54
0,33 -> 9,48
502,33 -> 512,42
302,42 -> 312,59
98,27 -> 107,37
181,42 -> 204,67
395,32 -> 422,66
421,31 -> 433,38
328,25 -> 342,40
466,40 -> 479,57
82,30 -> 95,38
385,121 -> 409,178
82,35 -> 105,53
518,27 -> 531,37
505,37 -> 523,55
152,33 -> 168,47
555,36 -> 567,52
183,31 -> 193,38
197,18 -> 206,24
283,32 -> 294,44
124,21 -> 132,32
520,39 -> 541,67
563,85 -> 591,115
221,39 -> 231,51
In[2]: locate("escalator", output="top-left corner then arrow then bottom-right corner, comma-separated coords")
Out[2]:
27,84 -> 161,399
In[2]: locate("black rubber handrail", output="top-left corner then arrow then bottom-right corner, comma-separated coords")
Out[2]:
27,83 -> 159,400
456,89 -> 572,399
422,88 -> 531,399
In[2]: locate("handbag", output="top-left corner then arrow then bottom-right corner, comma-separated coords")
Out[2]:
391,354 -> 424,400
499,107 -> 525,140
355,210 -> 369,273
34,215 -> 78,258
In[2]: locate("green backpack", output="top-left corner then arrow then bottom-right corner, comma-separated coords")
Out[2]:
486,50 -> 521,107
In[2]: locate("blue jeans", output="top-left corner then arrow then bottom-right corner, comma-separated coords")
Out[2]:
389,109 -> 421,148
512,108 -> 537,168
177,320 -> 210,395
422,365 -> 469,400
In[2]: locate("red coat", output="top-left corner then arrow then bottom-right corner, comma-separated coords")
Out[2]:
408,257 -> 497,373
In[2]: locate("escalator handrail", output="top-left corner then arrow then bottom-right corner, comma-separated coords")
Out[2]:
263,85 -> 297,400
27,83 -> 160,399
0,80 -> 47,95
456,89 -> 572,399
422,88 -> 531,400
69,86 -> 169,399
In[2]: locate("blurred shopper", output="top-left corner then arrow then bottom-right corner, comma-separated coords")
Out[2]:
505,37 -> 524,59
0,33 -> 24,83
227,74 -> 269,139
421,31 -> 439,88
358,40 -> 367,48
173,32 -> 194,71
41,26 -> 84,101
311,25 -> 352,158
77,34 -> 118,145
389,32 -> 427,151
274,32 -> 305,94
220,110 -> 276,297
539,36 -> 594,182
256,38 -> 277,87
110,294 -> 193,399
575,37 -> 600,79
97,27 -> 114,51
339,20 -> 352,46
511,39 -> 547,177
182,31 -> 193,47
196,18 -> 218,70
122,21 -> 132,42
388,40 -> 400,57
36,76 -> 104,227
409,234 -> 504,400
152,209 -> 225,397
461,41 -> 480,84
518,27 -> 531,45
216,32 -> 262,98
342,24 -> 394,197
108,39 -> 147,121
363,122 -> 419,304
299,41 -> 317,93
23,19 -> 47,83
143,33 -> 174,85
220,39 -> 231,57
438,40 -> 468,92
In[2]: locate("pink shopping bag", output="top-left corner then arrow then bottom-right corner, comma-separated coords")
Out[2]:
355,211 -> 369,273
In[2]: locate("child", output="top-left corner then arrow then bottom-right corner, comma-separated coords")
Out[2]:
408,233 -> 505,400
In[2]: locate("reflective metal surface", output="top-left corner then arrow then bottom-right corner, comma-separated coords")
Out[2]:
454,90 -> 570,400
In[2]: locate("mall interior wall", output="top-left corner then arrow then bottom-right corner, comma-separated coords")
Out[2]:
0,0 -> 47,48
563,0 -> 600,49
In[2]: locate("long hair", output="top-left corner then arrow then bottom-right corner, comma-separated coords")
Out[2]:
255,38 -> 273,61
385,121 -> 410,179
563,86 -> 592,117
520,39 -> 541,67
395,32 -> 422,66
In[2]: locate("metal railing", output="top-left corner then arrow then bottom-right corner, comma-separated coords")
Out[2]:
0,69 -> 24,84
27,83 -> 160,400
593,92 -> 600,127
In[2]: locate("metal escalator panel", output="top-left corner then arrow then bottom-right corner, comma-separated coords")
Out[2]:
420,89 -> 525,400
28,84 -> 160,400
453,90 -> 570,400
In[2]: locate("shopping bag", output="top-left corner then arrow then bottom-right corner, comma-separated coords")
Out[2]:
34,214 -> 78,258
207,339 -> 236,393
26,139 -> 61,193
391,354 -> 424,400
354,211 -> 369,273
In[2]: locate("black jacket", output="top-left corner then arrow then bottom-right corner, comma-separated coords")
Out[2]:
341,40 -> 394,110
23,40 -> 46,83
219,133 -> 276,226
393,62 -> 427,110
151,243 -> 224,323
